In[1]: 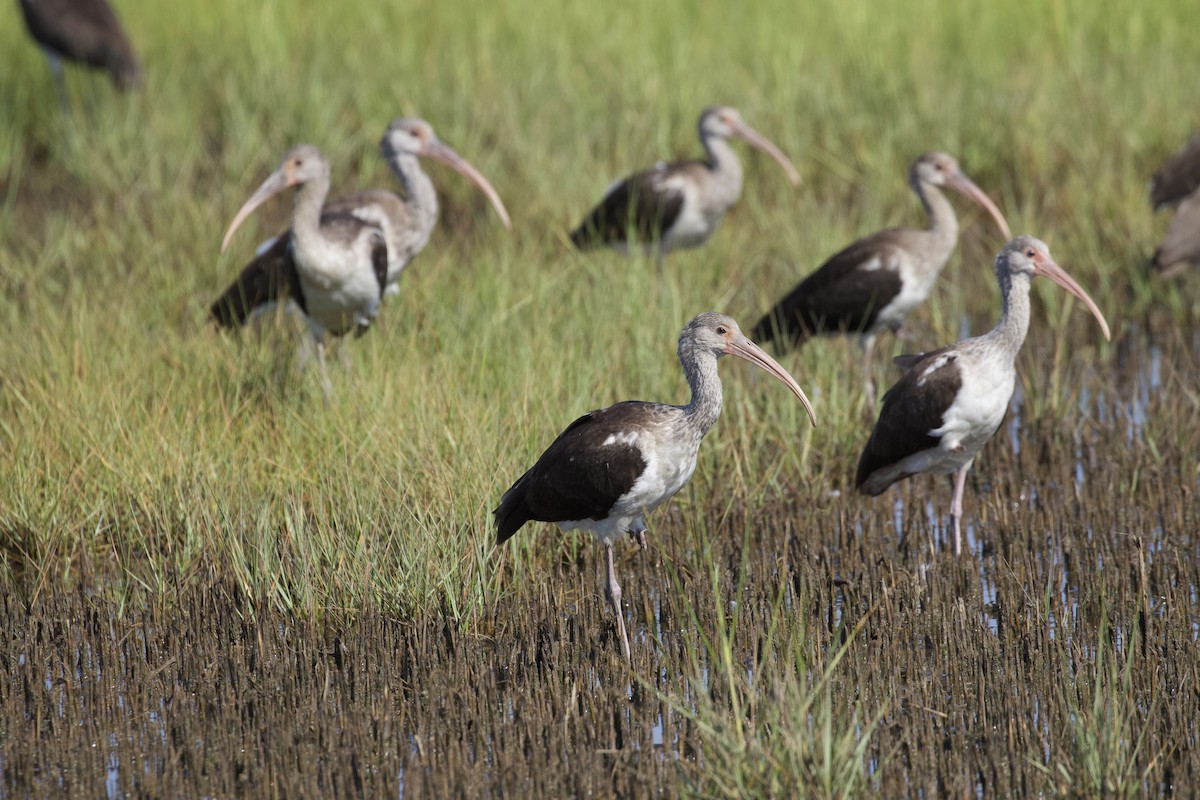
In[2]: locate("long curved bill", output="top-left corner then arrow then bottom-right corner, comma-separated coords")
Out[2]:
424,140 -> 513,230
731,121 -> 801,186
726,333 -> 818,427
1034,255 -> 1112,341
948,172 -> 1012,240
221,168 -> 297,254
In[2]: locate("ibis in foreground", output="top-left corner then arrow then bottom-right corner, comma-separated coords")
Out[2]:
751,152 -> 1011,404
210,118 -> 510,332
569,107 -> 800,265
494,312 -> 817,661
215,144 -> 388,401
1148,134 -> 1200,278
855,236 -> 1110,555
18,0 -> 141,106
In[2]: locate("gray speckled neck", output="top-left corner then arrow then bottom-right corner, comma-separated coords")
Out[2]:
677,335 -> 725,441
700,134 -> 745,213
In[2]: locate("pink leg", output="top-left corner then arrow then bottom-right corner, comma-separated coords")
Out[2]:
605,544 -> 631,661
861,335 -> 878,408
950,464 -> 970,555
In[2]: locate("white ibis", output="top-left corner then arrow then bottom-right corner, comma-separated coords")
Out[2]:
569,107 -> 800,265
18,0 -> 141,107
326,117 -> 511,295
210,118 -> 510,330
216,144 -> 388,401
750,152 -> 1011,404
855,236 -> 1111,555
1149,134 -> 1200,278
494,312 -> 817,661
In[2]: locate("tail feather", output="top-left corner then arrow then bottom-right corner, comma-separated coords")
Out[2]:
569,224 -> 600,251
493,472 -> 534,546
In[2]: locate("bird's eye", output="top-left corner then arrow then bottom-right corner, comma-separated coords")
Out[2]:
716,326 -> 728,335
1025,248 -> 1035,258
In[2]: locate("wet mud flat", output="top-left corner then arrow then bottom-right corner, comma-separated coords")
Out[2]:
2,331 -> 1199,797
3,510 -> 1197,795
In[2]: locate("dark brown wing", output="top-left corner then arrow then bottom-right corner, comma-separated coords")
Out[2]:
1152,191 -> 1200,276
751,232 -> 907,347
369,230 -> 388,293
353,230 -> 390,338
1150,135 -> 1200,209
855,349 -> 962,494
19,0 -> 141,89
569,162 -> 692,248
494,402 -> 655,545
891,343 -> 955,371
209,234 -> 305,328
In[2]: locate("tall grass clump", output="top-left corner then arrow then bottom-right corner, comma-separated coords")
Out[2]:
1032,604 -> 1168,798
654,527 -> 887,797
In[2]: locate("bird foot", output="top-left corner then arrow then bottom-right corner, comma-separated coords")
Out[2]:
628,521 -> 648,551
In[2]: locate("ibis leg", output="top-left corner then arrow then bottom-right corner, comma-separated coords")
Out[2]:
950,464 -> 969,555
605,544 -> 631,662
336,340 -> 356,375
861,335 -> 878,408
44,52 -> 70,114
316,340 -> 333,406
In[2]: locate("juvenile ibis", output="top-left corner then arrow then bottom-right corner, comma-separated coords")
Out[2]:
1149,134 -> 1200,278
18,0 -> 141,106
855,236 -> 1110,555
328,117 -> 511,295
750,152 -> 1011,403
569,107 -> 800,264
210,118 -> 510,331
215,144 -> 388,401
494,312 -> 817,661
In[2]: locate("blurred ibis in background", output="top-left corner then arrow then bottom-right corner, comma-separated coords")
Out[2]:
214,145 -> 388,402
751,152 -> 1011,404
211,118 -> 510,331
1149,134 -> 1200,278
18,0 -> 141,107
570,107 -> 800,266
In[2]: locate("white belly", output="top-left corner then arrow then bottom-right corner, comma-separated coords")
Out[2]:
662,194 -> 716,251
295,241 -> 381,336
558,435 -> 700,547
873,252 -> 942,332
902,359 -> 1014,476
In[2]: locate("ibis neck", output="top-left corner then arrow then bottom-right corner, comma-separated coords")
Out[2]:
290,172 -> 332,257
913,179 -> 959,260
702,135 -> 745,207
389,152 -> 439,248
984,269 -> 1032,357
678,342 -> 725,436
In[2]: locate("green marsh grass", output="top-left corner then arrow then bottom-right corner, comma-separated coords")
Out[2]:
2,0 -> 1200,794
